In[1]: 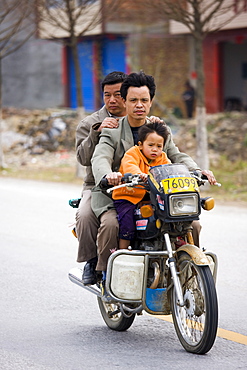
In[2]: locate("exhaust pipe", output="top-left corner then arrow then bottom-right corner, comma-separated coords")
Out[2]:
68,268 -> 101,297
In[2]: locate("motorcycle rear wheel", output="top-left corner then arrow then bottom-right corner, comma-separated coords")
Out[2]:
97,297 -> 135,331
170,252 -> 218,354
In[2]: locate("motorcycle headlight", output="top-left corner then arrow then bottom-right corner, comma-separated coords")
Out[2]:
169,194 -> 199,216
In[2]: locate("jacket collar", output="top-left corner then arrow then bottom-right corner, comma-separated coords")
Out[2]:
134,145 -> 154,166
98,105 -> 110,121
120,116 -> 134,148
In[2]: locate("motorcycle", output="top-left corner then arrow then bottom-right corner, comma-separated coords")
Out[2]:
68,163 -> 220,354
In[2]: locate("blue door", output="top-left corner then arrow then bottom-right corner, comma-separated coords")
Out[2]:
68,41 -> 95,111
68,37 -> 127,110
102,37 -> 127,77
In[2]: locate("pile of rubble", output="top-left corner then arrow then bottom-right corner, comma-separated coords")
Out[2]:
173,112 -> 247,164
1,107 -> 79,168
2,107 -> 78,153
1,108 -> 247,171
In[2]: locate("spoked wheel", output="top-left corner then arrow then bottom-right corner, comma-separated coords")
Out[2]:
170,252 -> 218,354
97,297 -> 135,331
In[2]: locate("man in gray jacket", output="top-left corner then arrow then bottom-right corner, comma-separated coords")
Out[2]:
75,71 -> 127,285
91,72 -> 217,277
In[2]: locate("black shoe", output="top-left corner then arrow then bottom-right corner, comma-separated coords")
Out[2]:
82,260 -> 97,285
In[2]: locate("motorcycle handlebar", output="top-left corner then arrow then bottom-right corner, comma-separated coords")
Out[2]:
99,177 -> 110,190
100,173 -> 133,190
100,172 -> 221,193
192,171 -> 221,187
99,173 -> 144,193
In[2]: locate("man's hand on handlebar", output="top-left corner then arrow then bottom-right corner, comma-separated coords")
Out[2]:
201,169 -> 217,185
106,172 -> 123,186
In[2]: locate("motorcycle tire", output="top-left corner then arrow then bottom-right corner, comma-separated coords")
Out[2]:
97,297 -> 135,331
170,252 -> 218,354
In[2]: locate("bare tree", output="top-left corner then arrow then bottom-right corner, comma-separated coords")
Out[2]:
0,0 -> 36,168
142,0 -> 246,169
37,0 -> 118,117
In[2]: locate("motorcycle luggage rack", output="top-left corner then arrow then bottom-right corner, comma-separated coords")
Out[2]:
105,250 -> 170,308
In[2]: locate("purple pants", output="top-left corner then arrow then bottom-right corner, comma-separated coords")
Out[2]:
114,200 -> 136,240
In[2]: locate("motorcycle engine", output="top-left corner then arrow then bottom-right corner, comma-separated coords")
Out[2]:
137,239 -> 163,251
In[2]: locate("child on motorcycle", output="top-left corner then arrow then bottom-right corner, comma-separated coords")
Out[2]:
112,121 -> 171,250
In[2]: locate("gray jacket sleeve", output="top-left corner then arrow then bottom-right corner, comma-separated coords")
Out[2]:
75,117 -> 101,166
91,129 -> 116,185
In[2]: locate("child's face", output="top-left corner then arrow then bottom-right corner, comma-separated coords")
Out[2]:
139,132 -> 164,160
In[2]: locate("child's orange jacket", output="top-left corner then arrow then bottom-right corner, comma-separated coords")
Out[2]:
112,145 -> 170,204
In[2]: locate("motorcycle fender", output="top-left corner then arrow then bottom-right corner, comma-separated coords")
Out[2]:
175,244 -> 209,266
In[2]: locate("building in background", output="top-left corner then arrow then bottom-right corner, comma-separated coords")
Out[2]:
2,1 -> 247,114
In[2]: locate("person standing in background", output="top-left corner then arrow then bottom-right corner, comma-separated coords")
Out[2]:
182,80 -> 195,118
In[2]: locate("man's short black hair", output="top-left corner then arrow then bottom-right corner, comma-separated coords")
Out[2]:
120,71 -> 156,100
138,121 -> 169,144
101,71 -> 128,91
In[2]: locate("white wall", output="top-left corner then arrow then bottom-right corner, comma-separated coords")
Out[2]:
2,37 -> 63,109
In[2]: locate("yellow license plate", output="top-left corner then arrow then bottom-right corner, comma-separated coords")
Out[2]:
161,177 -> 198,194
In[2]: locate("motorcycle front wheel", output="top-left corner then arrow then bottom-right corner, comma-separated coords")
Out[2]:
170,252 -> 218,354
97,297 -> 135,331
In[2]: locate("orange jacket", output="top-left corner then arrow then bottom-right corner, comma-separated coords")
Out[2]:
112,145 -> 170,204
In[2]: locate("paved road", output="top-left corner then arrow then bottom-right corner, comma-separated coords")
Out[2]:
0,178 -> 246,369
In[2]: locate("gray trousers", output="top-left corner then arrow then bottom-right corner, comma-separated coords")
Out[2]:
75,190 -> 202,271
75,190 -> 119,271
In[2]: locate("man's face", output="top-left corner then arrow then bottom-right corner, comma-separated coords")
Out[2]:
124,86 -> 152,125
103,83 -> 126,117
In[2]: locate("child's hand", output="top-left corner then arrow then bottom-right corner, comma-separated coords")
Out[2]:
140,173 -> 148,182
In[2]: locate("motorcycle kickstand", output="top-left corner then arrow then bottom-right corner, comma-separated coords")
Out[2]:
164,233 -> 185,307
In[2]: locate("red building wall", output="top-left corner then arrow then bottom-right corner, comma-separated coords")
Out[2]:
203,28 -> 247,113
203,38 -> 222,113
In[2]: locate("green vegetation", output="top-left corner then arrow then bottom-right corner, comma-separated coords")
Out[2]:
244,133 -> 247,148
201,157 -> 247,203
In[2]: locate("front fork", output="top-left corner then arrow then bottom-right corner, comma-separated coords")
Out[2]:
164,233 -> 185,307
